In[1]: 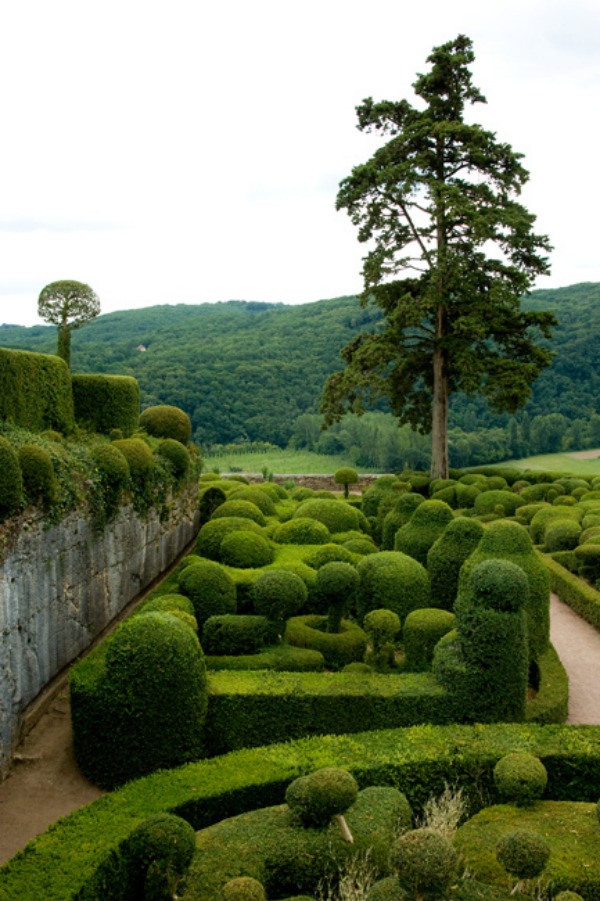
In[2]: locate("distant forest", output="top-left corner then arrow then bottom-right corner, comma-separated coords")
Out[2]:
2,282 -> 599,470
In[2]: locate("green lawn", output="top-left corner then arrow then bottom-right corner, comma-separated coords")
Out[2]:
201,447 -> 382,476
505,450 -> 600,476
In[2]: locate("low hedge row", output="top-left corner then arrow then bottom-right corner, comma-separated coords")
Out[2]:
1,723 -> 599,901
543,552 -> 600,631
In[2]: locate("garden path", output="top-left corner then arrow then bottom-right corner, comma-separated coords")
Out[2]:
0,593 -> 598,865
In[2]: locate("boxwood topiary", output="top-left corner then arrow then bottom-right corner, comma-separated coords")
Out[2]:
94,443 -> 130,486
178,559 -> 237,627
403,608 -> 456,672
0,436 -> 22,518
196,515 -> 264,561
334,467 -> 359,498
139,404 -> 192,444
304,543 -> 356,569
342,538 -> 377,556
17,443 -> 56,507
72,374 -> 140,436
212,499 -> 267,526
474,489 -> 521,517
220,530 -> 274,569
390,828 -> 458,898
493,752 -> 548,806
124,812 -> 196,901
284,615 -> 368,669
285,767 -> 358,826
112,438 -> 154,481
222,876 -> 267,900
496,829 -> 550,880
356,551 -> 431,624
394,499 -> 455,566
427,517 -> 484,611
294,498 -> 363,534
544,518 -> 582,552
252,569 -> 308,628
156,438 -> 190,478
381,493 -> 425,550
202,615 -> 277,656
140,593 -> 195,617
529,505 -> 583,546
229,485 -> 277,516
273,517 -> 331,545
316,561 -> 359,633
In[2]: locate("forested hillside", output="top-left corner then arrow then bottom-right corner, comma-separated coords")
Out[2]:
1,282 -> 599,467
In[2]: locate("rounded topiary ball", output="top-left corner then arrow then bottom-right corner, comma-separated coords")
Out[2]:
112,438 -> 154,480
219,530 -> 274,569
94,443 -> 130,486
178,559 -> 237,628
18,444 -> 56,506
554,893 -> 585,901
127,812 -> 196,899
363,608 -> 401,651
390,828 -> 458,897
365,876 -> 405,901
157,438 -> 190,478
496,829 -> 550,879
139,404 -> 192,444
285,767 -> 358,827
222,876 -> 267,900
252,569 -> 308,624
493,752 -> 548,806
0,437 -> 22,517
334,467 -> 359,498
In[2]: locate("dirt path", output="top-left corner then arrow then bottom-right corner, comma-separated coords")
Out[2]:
0,592 -> 599,865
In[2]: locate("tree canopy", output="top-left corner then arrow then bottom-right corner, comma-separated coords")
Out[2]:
322,34 -> 555,478
38,279 -> 100,367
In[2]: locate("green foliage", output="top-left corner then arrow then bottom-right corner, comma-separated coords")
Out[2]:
544,517 -> 582,552
212,498 -> 267,525
305,543 -> 356,568
274,517 -> 331,545
493,752 -> 548,806
140,593 -> 195,617
495,829 -> 550,880
38,279 -> 100,366
70,612 -> 208,788
18,444 -> 56,507
196,515 -> 264,561
380,492 -> 425,550
356,551 -> 431,623
316,561 -> 359,632
202,615 -> 277,656
284,615 -> 368,669
544,553 -> 600,630
427,517 -> 483,611
220,530 -> 274,569
529,504 -> 582,546
139,404 -> 192,444
363,608 -> 401,651
0,436 -> 23,517
178,559 -> 237,628
394,500 -> 455,566
474,490 -> 522,517
0,347 -> 74,433
252,569 -> 308,626
111,437 -> 154,480
403,608 -> 456,672
229,485 -> 278,515
157,437 -> 190,478
334,466 -> 359,498
205,644 -> 324,673
71,373 -> 140,436
390,828 -> 458,897
124,813 -> 196,901
294,497 -> 363,534
222,876 -> 267,900
285,767 -> 358,826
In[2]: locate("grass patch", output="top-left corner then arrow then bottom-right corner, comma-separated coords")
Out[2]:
201,448 -> 382,476
505,451 -> 600,475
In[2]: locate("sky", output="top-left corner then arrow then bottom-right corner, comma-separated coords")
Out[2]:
1,0 -> 599,327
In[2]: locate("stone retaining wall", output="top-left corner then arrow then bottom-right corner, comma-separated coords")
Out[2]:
0,487 -> 199,772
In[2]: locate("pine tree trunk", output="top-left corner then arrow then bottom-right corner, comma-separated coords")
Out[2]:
430,305 -> 449,478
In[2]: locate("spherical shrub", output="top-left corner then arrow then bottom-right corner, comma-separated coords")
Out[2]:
0,437 -> 22,517
126,812 -> 196,900
403,608 -> 456,672
212,499 -> 267,526
334,466 -> 359,498
141,593 -> 195,616
316,561 -> 359,633
220,530 -> 274,569
390,829 -> 458,897
202,614 -> 276,655
294,498 -> 362,534
365,876 -> 404,901
285,767 -> 358,826
112,438 -> 154,480
544,518 -> 582,552
496,829 -> 550,879
305,543 -> 356,569
229,486 -> 277,516
493,752 -> 548,805
529,505 -> 582,546
139,404 -> 191,444
554,893 -> 584,901
474,489 -> 521,517
18,444 -> 56,506
157,438 -> 190,478
342,538 -> 377,556
222,876 -> 267,901
196,516 -> 264,561
363,608 -> 401,651
94,443 -> 130,486
394,499 -> 454,566
178,559 -> 237,628
273,517 -> 331,545
252,569 -> 308,625
356,551 -> 430,623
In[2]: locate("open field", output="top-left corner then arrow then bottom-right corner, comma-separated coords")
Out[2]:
505,449 -> 600,475
201,447 -> 382,475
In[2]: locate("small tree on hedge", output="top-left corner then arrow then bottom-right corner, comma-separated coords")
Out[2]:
285,767 -> 358,842
334,467 -> 359,499
37,279 -> 100,367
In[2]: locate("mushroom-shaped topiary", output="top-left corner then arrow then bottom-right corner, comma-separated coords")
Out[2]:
390,828 -> 458,899
222,876 -> 267,900
363,608 -> 401,673
139,404 -> 192,444
285,767 -> 358,841
126,812 -> 196,901
316,561 -> 359,633
493,752 -> 548,806
334,467 -> 359,499
252,569 -> 308,631
496,829 -> 550,883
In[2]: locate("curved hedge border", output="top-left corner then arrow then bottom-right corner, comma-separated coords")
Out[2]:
1,723 -> 599,900
543,552 -> 600,631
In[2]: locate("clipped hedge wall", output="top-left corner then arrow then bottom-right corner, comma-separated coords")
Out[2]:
2,723 -> 599,901
543,553 -> 600,631
72,373 -> 140,436
284,615 -> 367,670
0,347 -> 74,433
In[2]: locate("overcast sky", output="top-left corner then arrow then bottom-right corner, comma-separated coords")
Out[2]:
1,0 -> 598,326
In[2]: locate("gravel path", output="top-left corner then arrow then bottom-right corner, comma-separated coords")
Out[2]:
0,593 -> 599,865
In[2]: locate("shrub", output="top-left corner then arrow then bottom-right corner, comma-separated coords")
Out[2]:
220,530 -> 274,568
474,489 -> 521,517
343,538 -> 378,556
0,436 -> 23,517
252,569 -> 308,628
316,561 -> 359,633
365,877 -> 404,900
139,404 -> 192,444
529,505 -> 582,545
178,559 -> 237,628
356,551 -> 430,624
493,752 -> 548,806
229,486 -> 277,515
202,615 -> 277,655
305,543 -> 356,569
273,517 -> 331,545
381,493 -> 425,550
334,467 -> 359,498
94,443 -> 130,487
112,438 -> 154,480
496,829 -> 550,880
294,498 -> 363,534
403,608 -> 456,672
394,499 -> 454,566
212,499 -> 267,526
427,517 -> 483,611
124,813 -> 196,901
141,593 -> 195,617
574,543 -> 600,583
390,829 -> 458,898
284,615 -> 368,669
544,518 -> 582,552
17,443 -> 56,507
363,608 -> 401,673
196,516 -> 264,561
72,374 -> 139,436
0,347 -> 74,433
286,768 -> 358,826
222,877 -> 267,900
156,438 -> 189,478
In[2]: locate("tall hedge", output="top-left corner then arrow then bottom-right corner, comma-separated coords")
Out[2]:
0,347 -> 74,433
72,374 -> 140,436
